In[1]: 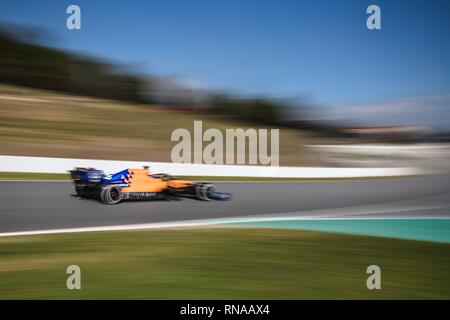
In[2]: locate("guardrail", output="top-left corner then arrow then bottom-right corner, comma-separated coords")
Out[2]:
0,155 -> 425,178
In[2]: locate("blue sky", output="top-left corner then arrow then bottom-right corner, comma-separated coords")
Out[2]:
0,0 -> 449,127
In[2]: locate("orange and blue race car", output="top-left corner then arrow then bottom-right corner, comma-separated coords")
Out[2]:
69,166 -> 232,204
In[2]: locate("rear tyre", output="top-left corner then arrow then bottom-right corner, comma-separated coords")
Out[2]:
100,185 -> 123,205
75,185 -> 84,197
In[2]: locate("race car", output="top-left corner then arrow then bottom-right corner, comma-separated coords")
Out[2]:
69,166 -> 232,205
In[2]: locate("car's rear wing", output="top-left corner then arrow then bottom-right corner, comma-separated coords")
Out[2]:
69,168 -> 104,183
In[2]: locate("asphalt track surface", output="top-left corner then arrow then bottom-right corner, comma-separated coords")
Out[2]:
1,175 -> 450,233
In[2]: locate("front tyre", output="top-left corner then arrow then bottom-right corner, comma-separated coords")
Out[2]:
195,183 -> 216,201
100,185 -> 123,205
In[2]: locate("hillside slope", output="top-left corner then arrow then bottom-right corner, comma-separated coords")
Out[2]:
0,84 -> 321,166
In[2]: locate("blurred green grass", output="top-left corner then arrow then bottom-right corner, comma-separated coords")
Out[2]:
0,228 -> 449,299
0,172 -> 71,180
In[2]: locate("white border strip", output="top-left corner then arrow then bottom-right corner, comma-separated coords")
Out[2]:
0,155 -> 424,178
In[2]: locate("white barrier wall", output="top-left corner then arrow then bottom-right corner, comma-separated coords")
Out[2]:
0,155 -> 423,178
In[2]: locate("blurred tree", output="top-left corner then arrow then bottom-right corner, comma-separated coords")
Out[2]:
0,26 -> 148,103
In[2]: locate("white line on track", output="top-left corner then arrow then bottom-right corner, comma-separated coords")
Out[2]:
0,205 -> 448,237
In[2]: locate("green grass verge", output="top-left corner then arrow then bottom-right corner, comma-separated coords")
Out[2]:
0,228 -> 448,299
0,172 -> 71,180
0,172 -> 413,182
